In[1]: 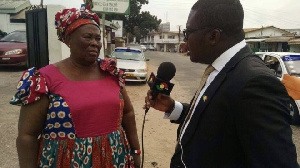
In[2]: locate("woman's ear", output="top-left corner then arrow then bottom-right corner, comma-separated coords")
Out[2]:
65,35 -> 71,48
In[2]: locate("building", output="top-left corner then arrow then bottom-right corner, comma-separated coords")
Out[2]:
141,30 -> 184,52
0,0 -> 30,33
244,26 -> 297,52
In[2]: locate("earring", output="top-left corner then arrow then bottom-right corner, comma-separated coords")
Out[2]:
68,44 -> 71,48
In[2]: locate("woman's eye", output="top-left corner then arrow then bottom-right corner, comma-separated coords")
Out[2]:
84,36 -> 92,39
96,37 -> 101,41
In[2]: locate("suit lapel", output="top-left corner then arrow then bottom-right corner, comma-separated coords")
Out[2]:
180,46 -> 253,146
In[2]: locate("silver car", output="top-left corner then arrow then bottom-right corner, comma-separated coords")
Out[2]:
258,52 -> 300,125
111,47 -> 149,83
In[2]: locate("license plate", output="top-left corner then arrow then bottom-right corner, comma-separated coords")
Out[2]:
126,73 -> 133,77
2,57 -> 10,60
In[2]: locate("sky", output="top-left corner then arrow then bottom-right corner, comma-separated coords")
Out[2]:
30,0 -> 300,31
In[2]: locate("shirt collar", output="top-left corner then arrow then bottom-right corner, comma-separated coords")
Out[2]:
212,39 -> 246,72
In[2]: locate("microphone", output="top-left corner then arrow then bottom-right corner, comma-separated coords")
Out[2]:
146,62 -> 176,112
141,62 -> 176,168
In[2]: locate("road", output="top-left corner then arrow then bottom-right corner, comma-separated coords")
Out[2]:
0,51 -> 299,168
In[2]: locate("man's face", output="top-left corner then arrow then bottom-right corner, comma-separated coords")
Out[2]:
185,9 -> 211,64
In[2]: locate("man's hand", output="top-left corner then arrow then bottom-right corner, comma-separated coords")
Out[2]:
144,90 -> 175,113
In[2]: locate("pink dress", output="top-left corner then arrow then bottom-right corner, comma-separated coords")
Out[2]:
10,60 -> 134,168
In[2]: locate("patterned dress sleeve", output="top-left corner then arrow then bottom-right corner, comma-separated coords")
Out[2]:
10,67 -> 48,106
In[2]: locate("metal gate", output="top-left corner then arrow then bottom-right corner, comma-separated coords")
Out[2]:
25,6 -> 49,69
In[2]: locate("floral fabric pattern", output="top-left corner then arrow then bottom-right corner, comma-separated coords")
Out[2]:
99,58 -> 125,88
10,66 -> 134,167
10,67 -> 48,105
55,8 -> 100,42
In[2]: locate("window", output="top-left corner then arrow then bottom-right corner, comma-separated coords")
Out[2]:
168,35 -> 175,39
264,55 -> 282,77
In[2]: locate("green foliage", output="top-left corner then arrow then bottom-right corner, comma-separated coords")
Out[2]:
99,0 -> 161,42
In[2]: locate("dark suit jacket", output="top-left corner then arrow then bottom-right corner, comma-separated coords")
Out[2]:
170,46 -> 299,168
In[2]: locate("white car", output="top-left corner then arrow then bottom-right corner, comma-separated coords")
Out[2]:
257,52 -> 300,125
140,45 -> 147,52
111,47 -> 149,83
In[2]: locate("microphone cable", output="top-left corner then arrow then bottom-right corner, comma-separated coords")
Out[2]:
141,107 -> 149,168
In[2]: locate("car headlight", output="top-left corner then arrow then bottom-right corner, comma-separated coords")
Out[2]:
136,69 -> 146,73
5,49 -> 23,55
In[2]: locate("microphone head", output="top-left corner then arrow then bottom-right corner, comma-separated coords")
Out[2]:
157,62 -> 176,81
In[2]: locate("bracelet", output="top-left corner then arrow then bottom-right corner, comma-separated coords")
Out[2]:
131,149 -> 141,155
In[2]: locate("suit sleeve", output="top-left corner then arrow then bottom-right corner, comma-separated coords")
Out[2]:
235,75 -> 299,168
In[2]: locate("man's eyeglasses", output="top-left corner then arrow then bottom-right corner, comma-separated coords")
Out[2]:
183,28 -> 222,40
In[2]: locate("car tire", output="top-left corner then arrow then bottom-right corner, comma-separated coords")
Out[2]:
289,99 -> 300,125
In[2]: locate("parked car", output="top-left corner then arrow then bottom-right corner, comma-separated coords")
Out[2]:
125,43 -> 143,51
257,52 -> 300,125
111,47 -> 149,83
0,30 -> 27,67
147,45 -> 156,51
140,45 -> 147,52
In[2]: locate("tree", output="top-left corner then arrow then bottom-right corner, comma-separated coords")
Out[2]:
101,0 -> 161,43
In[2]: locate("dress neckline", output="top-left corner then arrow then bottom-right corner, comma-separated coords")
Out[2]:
48,64 -> 107,82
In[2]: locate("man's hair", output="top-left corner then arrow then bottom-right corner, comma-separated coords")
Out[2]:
192,0 -> 244,38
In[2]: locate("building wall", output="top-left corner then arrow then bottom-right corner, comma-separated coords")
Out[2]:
0,14 -> 10,32
290,45 -> 300,52
245,28 -> 288,38
47,5 -> 66,64
0,14 -> 25,33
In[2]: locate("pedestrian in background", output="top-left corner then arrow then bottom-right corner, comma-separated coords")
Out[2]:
144,0 -> 299,167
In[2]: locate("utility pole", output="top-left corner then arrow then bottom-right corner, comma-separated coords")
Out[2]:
177,25 -> 182,53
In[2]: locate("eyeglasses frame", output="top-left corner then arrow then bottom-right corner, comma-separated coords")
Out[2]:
183,28 -> 223,40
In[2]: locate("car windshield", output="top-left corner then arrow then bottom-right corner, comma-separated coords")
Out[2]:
0,31 -> 26,42
112,49 -> 144,61
282,55 -> 300,77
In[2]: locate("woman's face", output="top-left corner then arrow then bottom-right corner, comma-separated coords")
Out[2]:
68,24 -> 102,65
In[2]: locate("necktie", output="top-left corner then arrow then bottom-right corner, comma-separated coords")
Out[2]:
179,64 -> 215,139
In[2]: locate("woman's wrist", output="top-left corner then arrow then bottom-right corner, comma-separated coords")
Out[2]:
131,149 -> 141,155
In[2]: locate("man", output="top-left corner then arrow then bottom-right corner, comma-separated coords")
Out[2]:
144,0 -> 299,167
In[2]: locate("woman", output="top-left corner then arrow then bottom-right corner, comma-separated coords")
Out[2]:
10,8 -> 141,168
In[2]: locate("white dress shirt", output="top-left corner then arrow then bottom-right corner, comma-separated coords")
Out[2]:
164,40 -> 247,141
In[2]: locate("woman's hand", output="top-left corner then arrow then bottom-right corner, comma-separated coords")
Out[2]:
132,154 -> 141,168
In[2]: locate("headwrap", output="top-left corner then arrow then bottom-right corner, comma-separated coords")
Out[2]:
55,8 -> 100,43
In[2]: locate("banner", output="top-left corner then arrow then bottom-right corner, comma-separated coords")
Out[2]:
90,0 -> 130,14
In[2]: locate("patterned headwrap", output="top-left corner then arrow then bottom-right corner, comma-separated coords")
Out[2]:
55,8 -> 100,43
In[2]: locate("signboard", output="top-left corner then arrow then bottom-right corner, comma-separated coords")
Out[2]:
112,20 -> 123,37
91,0 -> 130,14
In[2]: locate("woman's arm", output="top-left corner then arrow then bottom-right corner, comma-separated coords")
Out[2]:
120,87 -> 141,167
16,95 -> 48,168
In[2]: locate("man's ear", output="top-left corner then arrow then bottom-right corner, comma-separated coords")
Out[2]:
208,29 -> 221,45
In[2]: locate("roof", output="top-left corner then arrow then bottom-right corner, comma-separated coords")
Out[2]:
288,38 -> 300,45
265,36 -> 294,42
245,38 -> 265,42
10,9 -> 26,19
100,19 -> 119,30
244,26 -> 293,35
243,28 -> 260,33
0,0 -> 30,14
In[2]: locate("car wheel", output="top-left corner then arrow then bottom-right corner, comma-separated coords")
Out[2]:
289,99 -> 300,125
